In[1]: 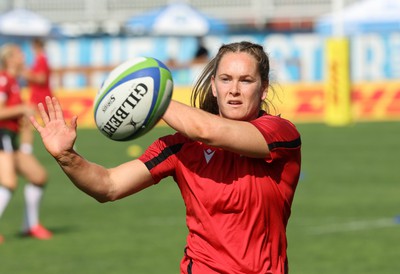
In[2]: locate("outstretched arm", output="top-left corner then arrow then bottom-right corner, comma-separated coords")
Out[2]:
30,96 -> 154,202
162,100 -> 270,158
0,99 -> 34,120
22,69 -> 46,85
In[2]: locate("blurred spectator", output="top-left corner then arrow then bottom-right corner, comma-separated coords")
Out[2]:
192,37 -> 209,65
166,37 -> 210,83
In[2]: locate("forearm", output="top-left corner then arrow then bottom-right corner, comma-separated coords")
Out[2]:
23,70 -> 46,84
162,100 -> 269,158
162,100 -> 220,144
0,105 -> 25,120
56,149 -> 115,203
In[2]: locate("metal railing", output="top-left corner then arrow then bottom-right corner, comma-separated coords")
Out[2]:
2,0 -> 360,25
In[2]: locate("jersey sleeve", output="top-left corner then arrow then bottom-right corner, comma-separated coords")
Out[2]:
138,133 -> 186,184
250,115 -> 301,162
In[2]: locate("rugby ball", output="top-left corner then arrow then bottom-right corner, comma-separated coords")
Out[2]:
93,57 -> 173,141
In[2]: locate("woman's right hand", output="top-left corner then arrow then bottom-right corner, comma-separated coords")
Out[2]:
30,96 -> 78,159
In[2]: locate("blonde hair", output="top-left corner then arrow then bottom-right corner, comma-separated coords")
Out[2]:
0,43 -> 19,70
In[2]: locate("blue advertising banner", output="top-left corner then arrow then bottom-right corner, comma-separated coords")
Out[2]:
10,32 -> 400,88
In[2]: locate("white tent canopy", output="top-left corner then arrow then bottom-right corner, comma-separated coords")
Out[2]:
125,2 -> 227,36
0,9 -> 53,37
315,0 -> 400,35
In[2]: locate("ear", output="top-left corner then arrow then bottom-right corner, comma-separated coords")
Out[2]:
211,75 -> 217,97
260,83 -> 268,101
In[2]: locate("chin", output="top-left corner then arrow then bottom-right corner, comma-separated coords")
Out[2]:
222,112 -> 248,121
220,106 -> 258,121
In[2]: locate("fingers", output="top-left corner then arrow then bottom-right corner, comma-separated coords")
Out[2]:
37,102 -> 50,124
43,96 -> 65,122
70,115 -> 78,130
52,96 -> 65,121
31,97 -> 70,130
29,115 -> 42,133
46,96 -> 57,121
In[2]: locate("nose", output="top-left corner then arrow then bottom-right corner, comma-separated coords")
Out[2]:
230,80 -> 241,96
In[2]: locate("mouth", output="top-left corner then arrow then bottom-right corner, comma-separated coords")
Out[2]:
227,100 -> 242,106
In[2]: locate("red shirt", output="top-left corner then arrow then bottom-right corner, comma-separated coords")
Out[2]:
29,53 -> 52,105
139,114 -> 301,274
0,71 -> 23,132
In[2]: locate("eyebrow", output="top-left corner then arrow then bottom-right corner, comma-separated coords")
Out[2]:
217,73 -> 256,79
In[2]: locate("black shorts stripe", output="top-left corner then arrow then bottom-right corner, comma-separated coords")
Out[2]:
187,258 -> 193,274
144,143 -> 183,170
268,137 -> 301,151
184,247 -> 193,274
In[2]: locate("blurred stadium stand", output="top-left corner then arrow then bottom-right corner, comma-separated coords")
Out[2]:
1,0 -> 360,34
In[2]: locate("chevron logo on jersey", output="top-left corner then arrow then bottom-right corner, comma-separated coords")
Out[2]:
204,149 -> 215,164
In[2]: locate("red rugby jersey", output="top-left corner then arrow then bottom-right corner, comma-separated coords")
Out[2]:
0,72 -> 23,132
139,114 -> 301,274
29,53 -> 52,105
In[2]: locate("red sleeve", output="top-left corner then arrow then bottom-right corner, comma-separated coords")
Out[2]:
250,115 -> 301,162
138,133 -> 187,184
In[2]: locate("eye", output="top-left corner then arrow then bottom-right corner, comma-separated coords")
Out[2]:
241,78 -> 253,84
219,76 -> 230,82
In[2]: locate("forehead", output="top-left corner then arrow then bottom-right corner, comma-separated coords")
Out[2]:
217,52 -> 258,75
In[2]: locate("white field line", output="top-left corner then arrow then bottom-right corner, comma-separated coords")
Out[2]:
309,218 -> 398,235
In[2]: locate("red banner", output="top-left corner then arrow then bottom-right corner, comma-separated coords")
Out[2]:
272,82 -> 400,123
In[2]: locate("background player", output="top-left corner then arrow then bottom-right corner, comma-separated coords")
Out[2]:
20,38 -> 53,153
24,38 -> 53,108
0,43 -> 52,244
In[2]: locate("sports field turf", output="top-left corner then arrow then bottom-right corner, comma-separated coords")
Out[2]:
0,122 -> 399,274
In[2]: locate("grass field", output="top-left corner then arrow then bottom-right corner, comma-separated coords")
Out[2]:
0,122 -> 399,274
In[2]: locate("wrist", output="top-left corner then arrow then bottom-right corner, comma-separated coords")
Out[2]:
55,149 -> 80,168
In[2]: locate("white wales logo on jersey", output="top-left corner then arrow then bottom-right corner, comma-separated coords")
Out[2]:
204,148 -> 215,164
